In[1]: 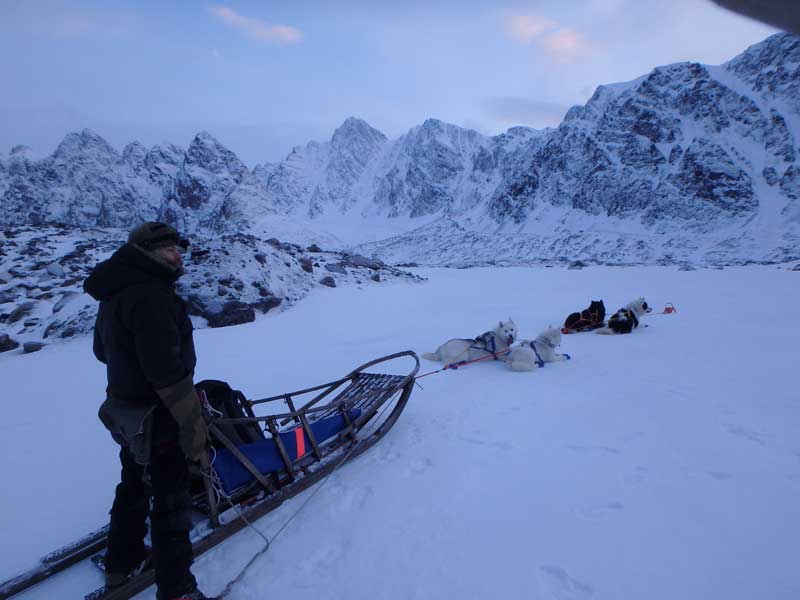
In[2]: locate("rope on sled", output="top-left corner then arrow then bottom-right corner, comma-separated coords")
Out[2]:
414,348 -> 512,382
206,392 -> 399,598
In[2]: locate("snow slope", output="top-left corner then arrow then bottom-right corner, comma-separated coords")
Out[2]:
1,265 -> 799,599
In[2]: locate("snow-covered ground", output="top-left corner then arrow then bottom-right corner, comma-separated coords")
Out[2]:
2,265 -> 799,600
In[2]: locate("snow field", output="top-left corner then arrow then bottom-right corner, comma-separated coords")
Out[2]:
1,265 -> 799,599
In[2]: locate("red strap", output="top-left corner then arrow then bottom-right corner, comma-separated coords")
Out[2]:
295,427 -> 306,458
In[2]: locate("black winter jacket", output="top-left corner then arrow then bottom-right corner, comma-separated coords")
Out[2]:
84,244 -> 196,405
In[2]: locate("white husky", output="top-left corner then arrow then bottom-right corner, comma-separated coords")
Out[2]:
507,326 -> 571,371
422,319 -> 517,367
596,297 -> 652,335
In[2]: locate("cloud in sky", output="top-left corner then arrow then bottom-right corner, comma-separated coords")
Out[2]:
503,13 -> 590,62
505,14 -> 556,43
540,29 -> 590,61
208,5 -> 303,45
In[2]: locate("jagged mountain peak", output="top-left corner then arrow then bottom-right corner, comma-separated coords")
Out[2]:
417,117 -> 462,136
331,117 -> 386,150
187,130 -> 227,152
122,141 -> 147,167
6,146 -> 35,176
147,142 -> 185,161
1,33 -> 799,265
407,118 -> 484,154
10,144 -> 34,156
184,131 -> 247,176
54,129 -> 117,156
726,32 -> 800,71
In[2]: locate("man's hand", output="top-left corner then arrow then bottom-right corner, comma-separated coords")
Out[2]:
156,374 -> 209,463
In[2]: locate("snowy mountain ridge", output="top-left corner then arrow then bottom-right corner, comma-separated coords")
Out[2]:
1,33 -> 799,265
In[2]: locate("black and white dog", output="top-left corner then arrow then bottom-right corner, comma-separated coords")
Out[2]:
596,298 -> 651,335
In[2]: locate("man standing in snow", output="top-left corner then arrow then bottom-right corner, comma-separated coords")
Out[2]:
84,222 -> 217,600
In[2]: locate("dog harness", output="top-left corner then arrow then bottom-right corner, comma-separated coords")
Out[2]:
470,332 -> 503,359
526,341 -> 545,368
609,308 -> 639,333
472,332 -> 494,351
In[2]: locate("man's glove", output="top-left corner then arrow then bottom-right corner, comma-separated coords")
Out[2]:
156,374 -> 209,463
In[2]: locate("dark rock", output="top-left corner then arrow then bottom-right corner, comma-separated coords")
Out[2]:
343,254 -> 383,270
0,334 -> 19,352
763,166 -> 779,186
206,301 -> 256,328
324,263 -> 347,275
320,276 -> 336,288
8,301 -> 35,323
254,253 -> 267,265
23,318 -> 40,327
678,263 -> 697,271
792,263 -> 800,271
23,341 -> 44,354
371,273 -> 380,282
266,238 -> 281,248
251,296 -> 282,314
0,290 -> 16,304
60,327 -> 76,338
307,244 -> 322,253
568,260 -> 586,270
300,257 -> 314,273
217,286 -> 227,296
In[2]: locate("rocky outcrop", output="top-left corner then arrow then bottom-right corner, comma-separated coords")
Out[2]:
0,226 -> 420,348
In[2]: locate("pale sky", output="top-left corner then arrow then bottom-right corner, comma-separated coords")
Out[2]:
0,0 -> 778,166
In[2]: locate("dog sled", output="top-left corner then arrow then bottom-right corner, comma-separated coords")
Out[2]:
0,351 -> 419,600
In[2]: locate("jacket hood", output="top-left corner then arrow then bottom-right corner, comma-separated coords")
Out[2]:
84,243 -> 182,301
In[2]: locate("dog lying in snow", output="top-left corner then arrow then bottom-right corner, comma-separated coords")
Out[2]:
596,298 -> 651,335
422,319 -> 517,366
507,327 -> 571,371
563,299 -> 606,333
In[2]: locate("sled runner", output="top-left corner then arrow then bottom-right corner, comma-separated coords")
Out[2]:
0,351 -> 419,600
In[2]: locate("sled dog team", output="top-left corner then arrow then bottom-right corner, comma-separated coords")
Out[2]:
423,297 -> 652,372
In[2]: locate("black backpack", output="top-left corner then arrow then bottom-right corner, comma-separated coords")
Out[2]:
195,379 -> 265,446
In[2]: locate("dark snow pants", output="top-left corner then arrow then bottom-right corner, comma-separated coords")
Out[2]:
105,412 -> 197,599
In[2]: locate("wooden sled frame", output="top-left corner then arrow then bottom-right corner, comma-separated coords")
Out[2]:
0,351 -> 420,600
201,350 -> 421,526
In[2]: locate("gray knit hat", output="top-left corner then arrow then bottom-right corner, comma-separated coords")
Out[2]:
128,222 -> 189,251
